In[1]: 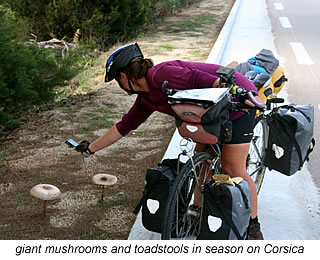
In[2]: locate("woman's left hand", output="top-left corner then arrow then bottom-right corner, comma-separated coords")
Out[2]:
244,94 -> 263,108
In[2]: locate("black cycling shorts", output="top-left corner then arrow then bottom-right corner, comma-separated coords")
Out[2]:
224,109 -> 256,144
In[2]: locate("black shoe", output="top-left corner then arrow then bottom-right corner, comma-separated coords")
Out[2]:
246,221 -> 264,240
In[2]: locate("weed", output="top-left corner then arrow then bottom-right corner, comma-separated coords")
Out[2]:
16,192 -> 26,203
115,191 -> 131,205
164,14 -> 216,33
189,49 -> 200,55
32,171 -> 56,183
0,144 -> 14,166
0,224 -> 11,236
161,44 -> 174,51
77,107 -> 114,133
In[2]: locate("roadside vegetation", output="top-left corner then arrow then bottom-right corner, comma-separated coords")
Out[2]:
0,0 -> 234,239
0,0 -> 197,135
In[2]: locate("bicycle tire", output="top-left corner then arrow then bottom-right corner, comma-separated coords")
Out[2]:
247,115 -> 268,194
161,152 -> 220,240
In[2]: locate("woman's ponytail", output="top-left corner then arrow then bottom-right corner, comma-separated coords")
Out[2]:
124,58 -> 154,80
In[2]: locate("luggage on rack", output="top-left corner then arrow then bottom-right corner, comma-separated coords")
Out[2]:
271,65 -> 287,95
265,104 -> 315,176
198,175 -> 251,240
254,49 -> 279,75
168,88 -> 232,144
235,49 -> 288,105
133,158 -> 184,233
257,82 -> 275,105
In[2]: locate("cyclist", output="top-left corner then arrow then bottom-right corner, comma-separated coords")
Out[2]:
76,42 -> 263,240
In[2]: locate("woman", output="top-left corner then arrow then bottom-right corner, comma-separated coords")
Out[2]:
76,42 -> 263,240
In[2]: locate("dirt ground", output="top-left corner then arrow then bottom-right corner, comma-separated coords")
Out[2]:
0,0 -> 234,240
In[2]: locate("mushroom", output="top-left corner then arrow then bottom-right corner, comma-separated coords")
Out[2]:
30,184 -> 61,216
92,174 -> 117,201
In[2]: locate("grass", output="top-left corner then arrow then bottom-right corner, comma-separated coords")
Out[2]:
16,192 -> 27,203
0,144 -> 14,166
32,171 -> 57,183
76,107 -> 114,133
161,44 -> 174,51
164,13 -> 216,33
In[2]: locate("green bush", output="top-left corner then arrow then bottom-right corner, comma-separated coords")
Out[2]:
5,0 -> 150,49
4,0 -> 194,49
0,0 -> 195,133
0,7 -> 83,132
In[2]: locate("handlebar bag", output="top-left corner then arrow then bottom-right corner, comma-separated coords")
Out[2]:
168,88 -> 231,144
133,159 -> 184,234
265,104 -> 315,176
198,177 -> 251,240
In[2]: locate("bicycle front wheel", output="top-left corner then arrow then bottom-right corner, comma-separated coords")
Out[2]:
247,115 -> 268,194
161,152 -> 219,240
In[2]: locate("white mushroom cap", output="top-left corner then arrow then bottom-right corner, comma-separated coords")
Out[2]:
92,174 -> 117,186
30,184 -> 61,201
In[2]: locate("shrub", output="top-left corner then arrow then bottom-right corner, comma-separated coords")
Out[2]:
0,7 -> 82,133
4,0 -> 194,50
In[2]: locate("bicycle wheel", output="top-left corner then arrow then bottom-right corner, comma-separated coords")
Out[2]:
247,115 -> 268,194
161,152 -> 220,240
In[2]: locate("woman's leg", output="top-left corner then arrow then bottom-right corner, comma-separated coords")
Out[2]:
192,144 -> 211,207
221,142 -> 258,218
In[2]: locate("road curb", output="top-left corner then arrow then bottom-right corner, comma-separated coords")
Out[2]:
206,0 -> 242,64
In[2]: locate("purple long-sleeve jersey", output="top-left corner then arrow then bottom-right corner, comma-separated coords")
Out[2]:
115,60 -> 257,137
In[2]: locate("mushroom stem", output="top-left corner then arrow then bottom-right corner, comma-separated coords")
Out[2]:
101,186 -> 105,201
43,200 -> 47,216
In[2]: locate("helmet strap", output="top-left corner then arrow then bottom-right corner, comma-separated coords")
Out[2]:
116,76 -> 141,95
127,78 -> 140,94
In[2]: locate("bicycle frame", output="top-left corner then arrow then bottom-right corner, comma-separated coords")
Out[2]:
176,140 -> 222,193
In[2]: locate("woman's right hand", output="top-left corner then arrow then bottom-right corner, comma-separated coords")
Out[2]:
75,140 -> 95,154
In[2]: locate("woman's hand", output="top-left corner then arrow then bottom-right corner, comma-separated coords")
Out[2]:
212,78 -> 226,88
244,94 -> 263,108
75,140 -> 95,154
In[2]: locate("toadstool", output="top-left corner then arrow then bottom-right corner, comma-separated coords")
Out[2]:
92,174 -> 117,201
30,184 -> 61,216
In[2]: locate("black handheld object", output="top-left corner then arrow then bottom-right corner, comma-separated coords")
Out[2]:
65,138 -> 79,148
216,67 -> 236,86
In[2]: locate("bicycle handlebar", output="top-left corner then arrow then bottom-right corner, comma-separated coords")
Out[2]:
247,91 -> 266,110
163,80 -> 267,111
267,97 -> 284,104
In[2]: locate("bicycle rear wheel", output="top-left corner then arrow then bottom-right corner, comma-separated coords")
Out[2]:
247,115 -> 268,194
161,152 -> 220,240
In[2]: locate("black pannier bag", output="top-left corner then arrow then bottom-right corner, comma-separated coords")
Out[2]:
198,175 -> 251,240
265,104 -> 315,176
133,159 -> 184,233
168,88 -> 232,144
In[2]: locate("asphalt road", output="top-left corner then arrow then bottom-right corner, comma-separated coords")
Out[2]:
267,0 -> 320,188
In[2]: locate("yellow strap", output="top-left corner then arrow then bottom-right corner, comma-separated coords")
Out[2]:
212,174 -> 244,186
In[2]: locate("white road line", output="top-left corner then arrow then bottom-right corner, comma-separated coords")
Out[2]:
274,3 -> 284,10
279,17 -> 292,28
289,42 -> 314,65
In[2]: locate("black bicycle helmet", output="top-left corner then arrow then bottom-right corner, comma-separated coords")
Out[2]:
105,42 -> 143,82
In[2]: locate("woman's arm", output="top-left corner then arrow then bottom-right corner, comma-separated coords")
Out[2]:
152,63 -> 219,90
88,125 -> 123,153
